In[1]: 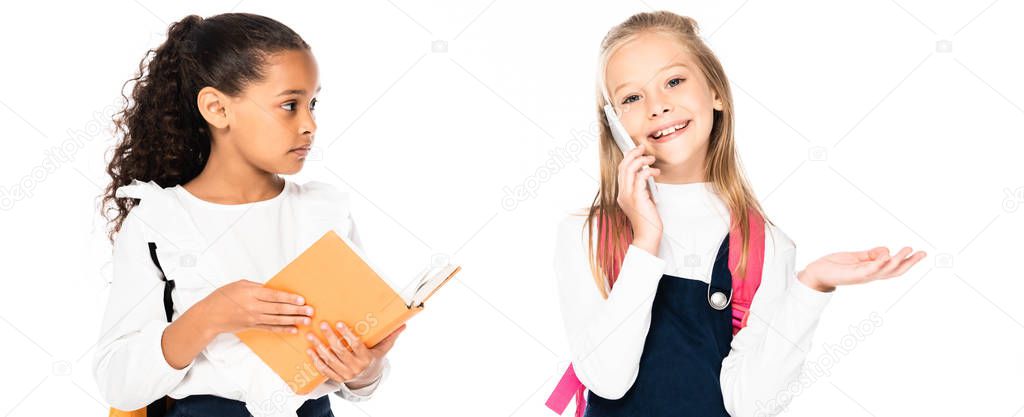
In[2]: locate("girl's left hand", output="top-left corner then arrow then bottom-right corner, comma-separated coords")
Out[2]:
306,322 -> 406,389
798,246 -> 928,292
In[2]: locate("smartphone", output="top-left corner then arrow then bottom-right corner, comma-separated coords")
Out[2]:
603,103 -> 659,202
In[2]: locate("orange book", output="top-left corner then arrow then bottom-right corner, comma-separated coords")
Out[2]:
236,230 -> 460,395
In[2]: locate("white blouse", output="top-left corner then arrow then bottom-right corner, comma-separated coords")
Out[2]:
553,181 -> 833,417
92,179 -> 388,417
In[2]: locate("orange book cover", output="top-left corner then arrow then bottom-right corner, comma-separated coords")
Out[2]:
236,230 -> 460,395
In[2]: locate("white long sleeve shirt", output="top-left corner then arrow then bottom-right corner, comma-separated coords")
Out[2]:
93,179 -> 388,417
554,181 -> 833,417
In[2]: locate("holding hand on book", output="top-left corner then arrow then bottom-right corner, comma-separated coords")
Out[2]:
306,322 -> 406,389
162,280 -> 313,370
199,279 -> 314,334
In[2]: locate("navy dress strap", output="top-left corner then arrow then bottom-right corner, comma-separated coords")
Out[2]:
585,233 -> 735,416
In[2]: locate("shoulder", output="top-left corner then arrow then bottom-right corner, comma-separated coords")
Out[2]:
556,211 -> 591,242
114,179 -> 177,210
291,180 -> 345,199
558,211 -> 588,231
113,179 -> 180,241
290,180 -> 353,223
291,180 -> 350,206
112,210 -> 148,251
763,221 -> 796,262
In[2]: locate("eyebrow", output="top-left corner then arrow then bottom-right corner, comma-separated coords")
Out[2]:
611,62 -> 689,99
276,86 -> 322,96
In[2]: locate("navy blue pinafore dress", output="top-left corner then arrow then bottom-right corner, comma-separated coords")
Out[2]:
584,233 -> 735,417
165,394 -> 333,417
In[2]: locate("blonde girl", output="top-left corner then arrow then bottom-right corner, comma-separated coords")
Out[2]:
552,11 -> 925,417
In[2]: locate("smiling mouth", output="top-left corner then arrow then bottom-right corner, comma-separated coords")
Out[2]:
649,120 -> 691,142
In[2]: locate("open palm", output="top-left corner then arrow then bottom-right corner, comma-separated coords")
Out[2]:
802,246 -> 927,291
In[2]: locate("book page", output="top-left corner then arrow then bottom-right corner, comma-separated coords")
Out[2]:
402,263 -> 460,307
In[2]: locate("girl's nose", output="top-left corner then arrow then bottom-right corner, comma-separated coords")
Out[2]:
650,107 -> 670,118
301,113 -> 317,136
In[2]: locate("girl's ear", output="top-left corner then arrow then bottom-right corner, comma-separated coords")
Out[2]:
197,86 -> 230,129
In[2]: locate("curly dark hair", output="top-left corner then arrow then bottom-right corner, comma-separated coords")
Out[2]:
102,13 -> 309,242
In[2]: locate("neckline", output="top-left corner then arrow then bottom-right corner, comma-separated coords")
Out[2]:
653,180 -> 710,187
653,181 -> 715,197
173,181 -> 290,210
650,180 -> 728,220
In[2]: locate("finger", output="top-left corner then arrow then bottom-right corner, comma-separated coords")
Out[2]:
622,156 -> 655,201
878,247 -> 912,276
336,322 -> 372,357
629,143 -> 646,157
850,256 -> 888,280
617,156 -> 634,198
255,287 -> 305,305
886,250 -> 927,279
328,323 -> 371,377
857,247 -> 890,262
307,333 -> 354,379
616,146 -> 643,175
257,313 -> 310,327
625,155 -> 655,179
254,324 -> 299,334
618,148 -> 648,195
623,144 -> 646,162
371,324 -> 407,354
321,322 -> 360,364
258,301 -> 314,317
634,166 -> 659,201
307,347 -> 344,382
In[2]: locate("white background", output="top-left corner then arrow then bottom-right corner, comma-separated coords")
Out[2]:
0,0 -> 1022,416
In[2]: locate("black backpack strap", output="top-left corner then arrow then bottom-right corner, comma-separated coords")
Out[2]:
147,242 -> 175,323
142,242 -> 177,416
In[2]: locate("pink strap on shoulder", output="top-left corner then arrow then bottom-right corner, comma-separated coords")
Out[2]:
545,210 -> 766,415
728,209 -> 766,335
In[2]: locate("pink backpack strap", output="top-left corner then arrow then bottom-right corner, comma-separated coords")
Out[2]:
729,209 -> 766,335
545,364 -> 586,417
546,210 -> 766,415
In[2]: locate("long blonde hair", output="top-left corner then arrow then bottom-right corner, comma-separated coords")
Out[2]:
583,11 -> 772,298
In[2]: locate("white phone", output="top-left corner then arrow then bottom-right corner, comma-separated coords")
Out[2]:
603,103 -> 659,202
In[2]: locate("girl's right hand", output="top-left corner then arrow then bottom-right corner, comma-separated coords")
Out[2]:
616,146 -> 662,255
198,279 -> 313,336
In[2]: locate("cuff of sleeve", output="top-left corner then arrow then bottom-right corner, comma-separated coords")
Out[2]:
622,244 -> 666,280
790,275 -> 834,311
142,320 -> 193,380
335,359 -> 388,402
606,245 -> 666,301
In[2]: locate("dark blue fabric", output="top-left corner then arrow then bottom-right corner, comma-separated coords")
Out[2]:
165,394 -> 333,417
585,234 -> 734,416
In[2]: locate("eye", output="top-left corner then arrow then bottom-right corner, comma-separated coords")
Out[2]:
281,101 -> 297,111
621,94 -> 640,105
667,77 -> 686,88
310,98 -> 318,111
